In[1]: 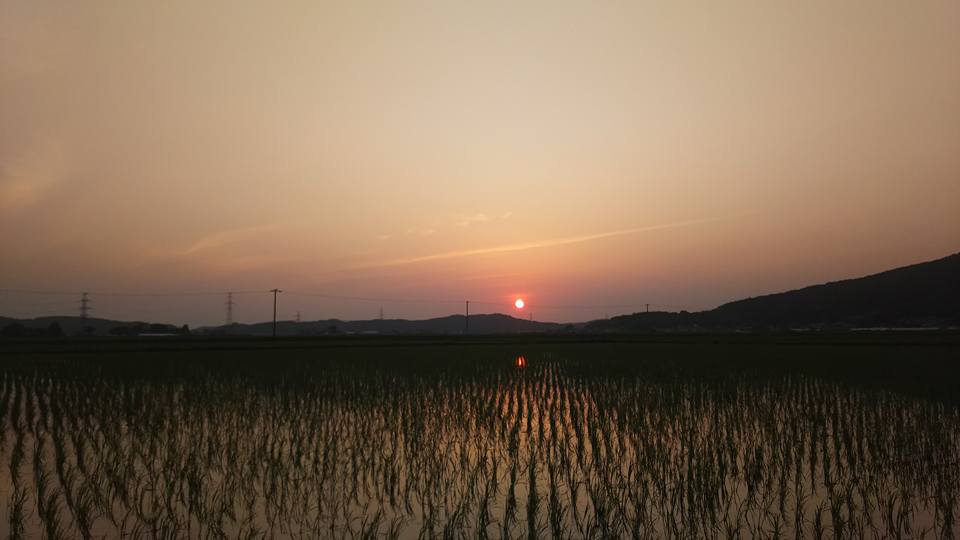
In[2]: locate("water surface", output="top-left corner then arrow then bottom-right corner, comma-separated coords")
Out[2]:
1,343 -> 957,538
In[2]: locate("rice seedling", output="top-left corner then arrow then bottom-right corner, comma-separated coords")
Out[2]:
0,342 -> 957,538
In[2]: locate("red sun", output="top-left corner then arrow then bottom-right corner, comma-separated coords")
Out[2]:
514,298 -> 525,310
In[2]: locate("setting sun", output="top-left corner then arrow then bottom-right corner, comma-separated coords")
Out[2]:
514,298 -> 525,310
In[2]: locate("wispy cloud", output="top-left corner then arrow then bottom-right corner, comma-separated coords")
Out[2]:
456,213 -> 490,227
354,217 -> 721,269
0,140 -> 65,212
134,223 -> 297,275
179,224 -> 283,256
455,211 -> 512,227
405,227 -> 436,237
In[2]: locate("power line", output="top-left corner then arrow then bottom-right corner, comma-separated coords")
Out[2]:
0,288 -> 265,297
283,290 -> 466,304
91,290 -> 264,297
284,291 -> 656,311
0,300 -> 81,308
2,287 -> 664,311
0,289 -> 79,296
2,286 -> 685,323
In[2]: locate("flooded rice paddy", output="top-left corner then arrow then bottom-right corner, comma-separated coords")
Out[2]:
0,341 -> 958,538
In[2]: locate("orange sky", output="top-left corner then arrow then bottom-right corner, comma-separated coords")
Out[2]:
1,0 -> 958,325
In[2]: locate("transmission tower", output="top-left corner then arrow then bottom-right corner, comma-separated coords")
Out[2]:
79,292 -> 91,321
225,292 -> 235,325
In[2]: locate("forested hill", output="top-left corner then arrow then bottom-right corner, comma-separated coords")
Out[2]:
0,316 -> 188,337
702,252 -> 959,327
5,252 -> 958,336
587,252 -> 960,331
202,313 -> 567,336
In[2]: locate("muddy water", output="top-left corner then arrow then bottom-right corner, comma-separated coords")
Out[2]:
0,346 -> 957,538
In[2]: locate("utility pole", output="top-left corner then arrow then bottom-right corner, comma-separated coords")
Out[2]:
465,300 -> 470,335
646,303 -> 650,313
379,306 -> 384,320
296,311 -> 301,323
270,289 -> 282,337
225,292 -> 235,325
79,292 -> 91,321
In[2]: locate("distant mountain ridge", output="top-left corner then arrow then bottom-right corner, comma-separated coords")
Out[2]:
0,313 -> 565,337
702,252 -> 959,327
587,252 -> 960,332
202,313 -> 567,336
4,252 -> 958,336
0,316 -> 187,337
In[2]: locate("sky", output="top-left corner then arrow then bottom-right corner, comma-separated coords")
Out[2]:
1,0 -> 958,326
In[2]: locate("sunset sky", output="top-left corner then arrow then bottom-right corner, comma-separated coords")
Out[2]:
2,0 -> 958,325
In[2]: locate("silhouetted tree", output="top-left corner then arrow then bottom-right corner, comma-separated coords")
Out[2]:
3,322 -> 65,338
2,323 -> 27,338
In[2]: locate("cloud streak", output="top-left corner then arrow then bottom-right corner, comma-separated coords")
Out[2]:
354,217 -> 722,269
455,211 -> 513,227
178,224 -> 284,256
0,139 -> 66,212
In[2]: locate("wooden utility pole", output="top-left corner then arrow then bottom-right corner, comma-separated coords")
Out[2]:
271,289 -> 282,337
465,300 -> 470,335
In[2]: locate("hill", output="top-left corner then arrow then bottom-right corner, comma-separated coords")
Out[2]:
0,316 -> 188,337
5,252 -> 958,336
1,313 -> 565,338
202,313 -> 567,336
587,252 -> 960,331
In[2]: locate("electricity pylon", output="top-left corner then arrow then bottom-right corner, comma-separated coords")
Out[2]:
80,292 -> 91,321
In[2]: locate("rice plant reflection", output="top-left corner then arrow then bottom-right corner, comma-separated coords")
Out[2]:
0,350 -> 957,538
